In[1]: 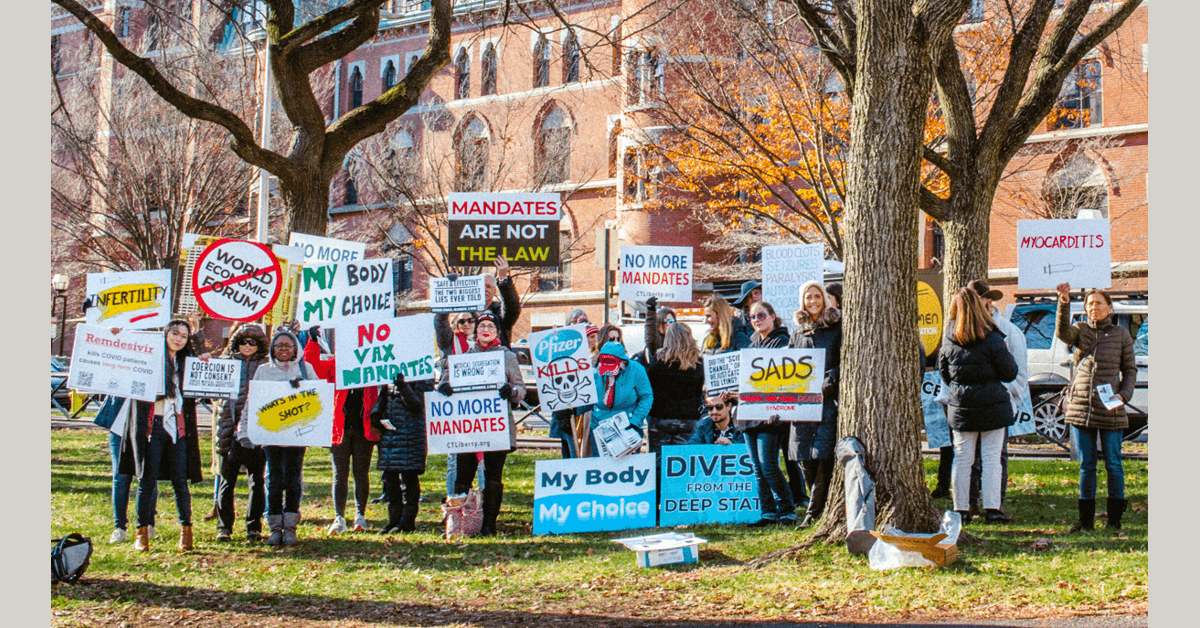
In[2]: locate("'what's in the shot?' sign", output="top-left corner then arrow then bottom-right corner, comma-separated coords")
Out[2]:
447,192 -> 562,267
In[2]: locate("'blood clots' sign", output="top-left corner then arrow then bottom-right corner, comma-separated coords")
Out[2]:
191,238 -> 283,321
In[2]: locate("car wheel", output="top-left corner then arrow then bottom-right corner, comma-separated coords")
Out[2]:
1032,390 -> 1072,452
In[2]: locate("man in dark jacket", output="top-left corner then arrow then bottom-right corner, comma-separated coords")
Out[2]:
689,392 -> 744,445
730,280 -> 762,342
483,256 -> 522,347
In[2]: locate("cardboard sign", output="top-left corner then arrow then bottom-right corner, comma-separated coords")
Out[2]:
1016,219 -> 1111,289
246,379 -> 335,447
448,352 -> 506,391
66,324 -> 164,402
262,244 -> 305,326
737,348 -> 825,421
181,357 -> 242,399
430,275 -> 488,313
191,238 -> 283,321
659,445 -> 760,526
425,389 -> 512,454
85,269 -> 172,329
528,324 -> 599,412
618,245 -> 693,303
532,454 -> 657,535
295,258 -> 394,329
332,314 -> 436,389
761,243 -> 824,332
703,351 -> 741,392
286,233 -> 366,264
920,371 -> 952,449
447,192 -> 561,267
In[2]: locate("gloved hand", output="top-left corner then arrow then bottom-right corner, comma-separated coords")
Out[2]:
498,382 -> 513,400
645,296 -> 658,309
290,377 -> 302,389
438,382 -> 455,397
308,325 -> 321,342
447,272 -> 459,282
393,372 -> 407,389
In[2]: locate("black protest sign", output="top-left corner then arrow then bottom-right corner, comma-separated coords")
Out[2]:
446,192 -> 562,268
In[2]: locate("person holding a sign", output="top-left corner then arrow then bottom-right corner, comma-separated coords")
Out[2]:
436,312 -> 526,536
938,288 -> 1020,525
701,296 -> 750,355
788,281 -> 843,529
646,323 -> 705,455
482,257 -> 522,347
1055,283 -> 1138,532
370,373 -> 436,533
214,324 -> 270,542
589,341 -> 654,457
639,297 -> 678,365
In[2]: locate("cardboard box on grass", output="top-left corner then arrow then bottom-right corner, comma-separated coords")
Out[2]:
869,531 -> 958,567
612,532 -> 708,568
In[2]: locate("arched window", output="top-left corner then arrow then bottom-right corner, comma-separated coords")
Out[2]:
562,32 -> 580,84
388,128 -> 417,179
1046,153 -> 1109,219
382,60 -> 397,90
146,13 -> 160,51
344,176 -> 358,206
456,116 -> 489,192
481,44 -> 498,96
349,66 -> 363,109
537,106 -> 571,184
533,35 -> 550,88
455,48 -> 470,100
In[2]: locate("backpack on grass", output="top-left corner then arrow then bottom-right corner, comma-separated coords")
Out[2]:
51,533 -> 93,584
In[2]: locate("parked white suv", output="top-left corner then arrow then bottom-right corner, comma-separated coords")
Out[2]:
1003,292 -> 1148,451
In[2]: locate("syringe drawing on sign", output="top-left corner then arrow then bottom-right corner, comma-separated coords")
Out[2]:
1044,263 -> 1078,275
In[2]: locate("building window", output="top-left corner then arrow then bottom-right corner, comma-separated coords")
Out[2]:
349,66 -> 363,109
406,54 -> 420,74
388,128 -> 417,178
611,23 -> 622,75
147,13 -> 160,51
344,176 -> 358,206
456,117 -> 489,192
1049,59 -> 1102,130
627,48 -> 662,105
931,224 -> 945,266
118,8 -> 131,38
455,48 -> 470,100
537,231 -> 572,292
623,148 -> 657,203
563,32 -> 580,84
481,44 -> 497,96
382,60 -> 397,90
533,35 -> 550,88
537,106 -> 571,184
1045,153 -> 1109,219
394,254 -> 414,292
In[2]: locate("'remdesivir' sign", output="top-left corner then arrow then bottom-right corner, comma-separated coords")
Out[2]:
67,325 -> 163,402
85,269 -> 173,329
618,245 -> 693,303
1016,219 -> 1111,289
533,454 -> 657,535
446,192 -> 562,267
659,445 -> 760,526
737,348 -> 825,421
528,324 -> 599,412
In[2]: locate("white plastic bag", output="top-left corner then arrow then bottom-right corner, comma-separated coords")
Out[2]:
867,538 -> 935,570
940,510 -> 962,546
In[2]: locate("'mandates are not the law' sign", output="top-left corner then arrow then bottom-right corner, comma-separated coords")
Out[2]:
446,192 -> 562,267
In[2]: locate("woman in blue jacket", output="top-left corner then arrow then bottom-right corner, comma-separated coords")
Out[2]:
588,341 -> 653,457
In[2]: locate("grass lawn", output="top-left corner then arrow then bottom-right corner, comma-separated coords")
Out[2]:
50,428 -> 1147,627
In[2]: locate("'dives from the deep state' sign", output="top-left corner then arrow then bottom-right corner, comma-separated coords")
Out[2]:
446,192 -> 562,267
658,445 -> 760,526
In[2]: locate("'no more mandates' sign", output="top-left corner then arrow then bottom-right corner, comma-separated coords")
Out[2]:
737,348 -> 825,421
424,389 -> 513,454
85,269 -> 173,329
447,192 -> 562,267
191,239 -> 283,321
287,233 -> 366,264
618,245 -> 693,303
1016,219 -> 1111,289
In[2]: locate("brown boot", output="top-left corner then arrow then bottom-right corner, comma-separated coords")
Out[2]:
178,525 -> 193,552
135,526 -> 150,552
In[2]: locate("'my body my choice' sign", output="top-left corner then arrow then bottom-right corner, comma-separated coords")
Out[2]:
447,192 -> 561,267
533,454 -> 656,535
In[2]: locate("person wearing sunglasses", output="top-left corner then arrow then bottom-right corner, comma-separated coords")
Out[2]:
213,324 -> 270,542
689,391 -> 744,445
739,301 -> 797,527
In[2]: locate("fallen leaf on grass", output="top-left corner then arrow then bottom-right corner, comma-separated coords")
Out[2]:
1032,538 -> 1052,551
1132,501 -> 1148,513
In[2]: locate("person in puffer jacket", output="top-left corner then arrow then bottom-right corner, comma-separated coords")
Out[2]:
370,373 -> 435,533
214,324 -> 269,542
588,341 -> 654,457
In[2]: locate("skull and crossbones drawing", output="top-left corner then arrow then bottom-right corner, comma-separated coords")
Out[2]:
541,358 -> 592,410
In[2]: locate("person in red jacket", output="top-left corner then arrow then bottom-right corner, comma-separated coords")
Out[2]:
304,326 -> 381,533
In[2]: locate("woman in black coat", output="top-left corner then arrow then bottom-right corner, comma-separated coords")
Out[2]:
213,324 -> 270,542
371,374 -> 435,533
938,288 -> 1019,524
645,323 -> 706,455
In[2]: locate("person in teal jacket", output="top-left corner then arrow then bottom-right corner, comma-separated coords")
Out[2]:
588,341 -> 654,457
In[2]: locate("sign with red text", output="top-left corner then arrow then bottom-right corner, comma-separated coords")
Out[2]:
737,348 -> 825,421
425,389 -> 513,454
85,269 -> 173,329
66,324 -> 164,402
190,239 -> 283,322
1016,219 -> 1111,289
295,258 -> 394,329
618,245 -> 693,303
529,324 -> 598,411
333,314 -> 436,389
447,192 -> 561,267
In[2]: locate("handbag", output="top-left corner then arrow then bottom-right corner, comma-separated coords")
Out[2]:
442,488 -> 483,538
1057,340 -> 1097,416
51,533 -> 93,584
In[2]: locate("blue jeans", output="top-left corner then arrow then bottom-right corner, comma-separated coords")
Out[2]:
136,418 -> 192,527
1073,426 -> 1125,500
745,428 -> 795,521
265,446 -> 306,515
109,432 -> 155,530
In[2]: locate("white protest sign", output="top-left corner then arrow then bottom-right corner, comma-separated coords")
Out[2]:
85,269 -> 173,329
333,314 -> 436,389
703,352 -> 741,392
181,357 -> 242,399
67,325 -> 163,402
737,348 -> 825,421
287,233 -> 366,265
191,238 -> 283,321
425,389 -> 513,454
430,275 -> 488,313
761,243 -> 823,332
246,379 -> 335,447
448,352 -> 506,391
1016,219 -> 1111,289
618,245 -> 693,303
295,258 -> 394,329
528,324 -> 599,412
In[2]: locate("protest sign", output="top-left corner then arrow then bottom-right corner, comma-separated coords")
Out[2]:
659,445 -> 760,526
920,371 -> 952,449
181,357 -> 242,399
67,324 -> 164,402
1016,219 -> 1111,289
761,243 -> 824,331
191,238 -> 283,321
430,275 -> 487,313
262,244 -> 305,327
447,192 -> 562,267
737,348 -> 825,421
618,245 -> 693,303
246,380 -> 335,447
917,280 -> 943,359
448,352 -> 506,391
528,324 -> 599,412
286,233 -> 366,264
85,269 -> 172,329
532,453 -> 656,535
295,258 -> 394,329
424,389 -> 513,454
703,351 -> 741,392
332,314 -> 436,389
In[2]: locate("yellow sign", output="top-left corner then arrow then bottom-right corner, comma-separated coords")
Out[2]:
917,281 -> 942,357
94,283 -> 167,322
256,389 -> 324,433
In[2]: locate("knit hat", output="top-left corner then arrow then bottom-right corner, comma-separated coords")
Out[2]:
586,324 -> 600,337
477,311 -> 499,326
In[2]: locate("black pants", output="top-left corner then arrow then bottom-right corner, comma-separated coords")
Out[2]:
454,451 -> 508,494
218,441 -> 266,533
786,459 -> 809,505
383,470 -> 421,525
648,419 -> 697,456
330,430 -> 374,518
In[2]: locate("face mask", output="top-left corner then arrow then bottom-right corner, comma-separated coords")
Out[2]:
597,354 -> 623,376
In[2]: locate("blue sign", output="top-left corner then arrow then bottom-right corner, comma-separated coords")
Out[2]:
921,371 -> 952,449
534,327 -> 586,363
533,454 -> 657,535
659,445 -> 760,526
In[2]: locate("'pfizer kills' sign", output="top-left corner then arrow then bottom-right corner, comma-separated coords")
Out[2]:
533,454 -> 656,535
529,324 -> 598,412
618,245 -> 693,303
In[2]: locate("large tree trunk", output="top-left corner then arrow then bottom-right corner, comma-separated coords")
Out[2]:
282,175 -> 334,237
939,185 -> 995,305
812,0 -> 942,540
